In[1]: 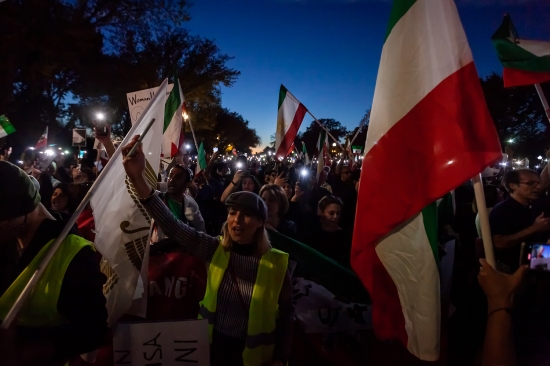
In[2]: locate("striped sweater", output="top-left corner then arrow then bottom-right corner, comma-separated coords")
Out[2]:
144,193 -> 294,361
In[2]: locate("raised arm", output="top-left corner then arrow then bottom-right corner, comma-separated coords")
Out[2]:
220,170 -> 243,202
122,135 -> 219,262
478,258 -> 527,366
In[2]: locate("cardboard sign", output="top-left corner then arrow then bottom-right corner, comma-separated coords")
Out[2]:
127,84 -> 174,125
113,319 -> 210,365
35,151 -> 56,172
93,139 -> 103,150
73,129 -> 87,147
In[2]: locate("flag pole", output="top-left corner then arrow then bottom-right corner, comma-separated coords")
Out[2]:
307,111 -> 345,151
472,173 -> 496,267
534,84 -> 550,124
185,115 -> 199,154
349,110 -> 370,146
0,79 -> 169,329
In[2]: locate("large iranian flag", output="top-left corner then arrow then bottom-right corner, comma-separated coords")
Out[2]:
163,77 -> 184,158
351,0 -> 501,361
492,14 -> 550,88
275,85 -> 307,159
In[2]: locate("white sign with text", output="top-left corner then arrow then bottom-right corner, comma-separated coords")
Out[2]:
113,319 -> 210,365
126,84 -> 174,125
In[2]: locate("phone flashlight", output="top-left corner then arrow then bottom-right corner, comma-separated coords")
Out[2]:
236,162 -> 243,169
300,169 -> 308,176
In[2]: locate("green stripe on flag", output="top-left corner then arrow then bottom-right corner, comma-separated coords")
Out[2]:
422,201 -> 439,265
384,0 -> 417,41
278,85 -> 288,110
164,77 -> 182,132
0,115 -> 15,137
197,142 -> 207,170
491,15 -> 550,72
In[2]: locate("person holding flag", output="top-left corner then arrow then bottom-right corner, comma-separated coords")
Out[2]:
0,161 -> 107,365
121,135 -> 293,366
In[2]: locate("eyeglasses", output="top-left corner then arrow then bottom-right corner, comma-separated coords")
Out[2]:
518,181 -> 541,187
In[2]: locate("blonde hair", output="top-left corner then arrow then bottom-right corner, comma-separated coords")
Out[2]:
220,221 -> 272,256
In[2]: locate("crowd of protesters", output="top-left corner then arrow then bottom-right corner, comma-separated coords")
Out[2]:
1,129 -> 549,365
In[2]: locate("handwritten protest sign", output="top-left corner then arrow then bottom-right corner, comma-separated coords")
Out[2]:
113,319 -> 209,365
126,84 -> 174,125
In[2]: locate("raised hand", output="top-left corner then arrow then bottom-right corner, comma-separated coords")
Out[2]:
273,171 -> 287,187
121,135 -> 146,183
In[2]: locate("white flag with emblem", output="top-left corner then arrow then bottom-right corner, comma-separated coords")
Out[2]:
91,79 -> 167,324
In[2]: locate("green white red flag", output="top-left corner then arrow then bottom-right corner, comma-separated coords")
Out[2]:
351,0 -> 501,360
275,85 -> 307,159
196,141 -> 207,175
301,141 -> 310,165
0,115 -> 15,138
491,14 -> 550,88
315,130 -> 329,178
163,77 -> 184,158
35,127 -> 48,149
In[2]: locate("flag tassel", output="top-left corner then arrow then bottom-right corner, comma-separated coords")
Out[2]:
473,173 -> 496,267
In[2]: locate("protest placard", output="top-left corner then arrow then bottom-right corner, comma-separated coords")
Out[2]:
127,84 -> 174,125
112,319 -> 209,366
72,129 -> 87,147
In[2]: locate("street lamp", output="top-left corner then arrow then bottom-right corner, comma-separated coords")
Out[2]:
96,112 -> 105,121
508,138 -> 514,143
332,142 -> 336,147
538,155 -> 543,160
183,112 -> 189,120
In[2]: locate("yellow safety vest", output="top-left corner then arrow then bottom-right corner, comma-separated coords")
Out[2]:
198,241 -> 289,366
0,234 -> 93,327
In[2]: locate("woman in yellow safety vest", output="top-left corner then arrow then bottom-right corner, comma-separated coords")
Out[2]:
121,136 -> 293,366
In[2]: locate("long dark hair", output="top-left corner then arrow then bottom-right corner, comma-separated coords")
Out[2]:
235,174 -> 261,194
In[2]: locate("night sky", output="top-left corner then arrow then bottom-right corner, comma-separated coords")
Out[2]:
186,0 -> 550,151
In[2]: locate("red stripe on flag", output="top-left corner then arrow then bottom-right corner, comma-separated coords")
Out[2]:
503,67 -> 550,88
276,104 -> 307,158
285,142 -> 295,157
352,62 -> 501,345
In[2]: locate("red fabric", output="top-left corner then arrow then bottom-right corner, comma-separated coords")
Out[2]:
146,248 -> 207,320
285,142 -> 295,158
352,62 -> 501,347
35,136 -> 47,149
76,208 -> 96,242
503,67 -> 550,88
276,103 -> 307,158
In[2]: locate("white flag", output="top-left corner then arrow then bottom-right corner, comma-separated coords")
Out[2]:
91,79 -> 167,324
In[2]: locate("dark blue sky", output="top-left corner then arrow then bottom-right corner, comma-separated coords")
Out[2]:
186,0 -> 549,150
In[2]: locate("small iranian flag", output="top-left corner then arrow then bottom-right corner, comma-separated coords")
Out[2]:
35,127 -> 48,149
163,77 -> 184,158
301,141 -> 310,165
352,0 -> 501,361
275,85 -> 307,159
0,115 -> 15,138
196,141 -> 207,175
315,130 -> 329,178
492,14 -> 550,87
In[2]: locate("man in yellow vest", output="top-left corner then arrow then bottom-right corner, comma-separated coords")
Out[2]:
0,161 -> 107,365
121,136 -> 293,366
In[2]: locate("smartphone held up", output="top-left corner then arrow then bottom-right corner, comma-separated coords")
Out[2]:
521,242 -> 550,272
